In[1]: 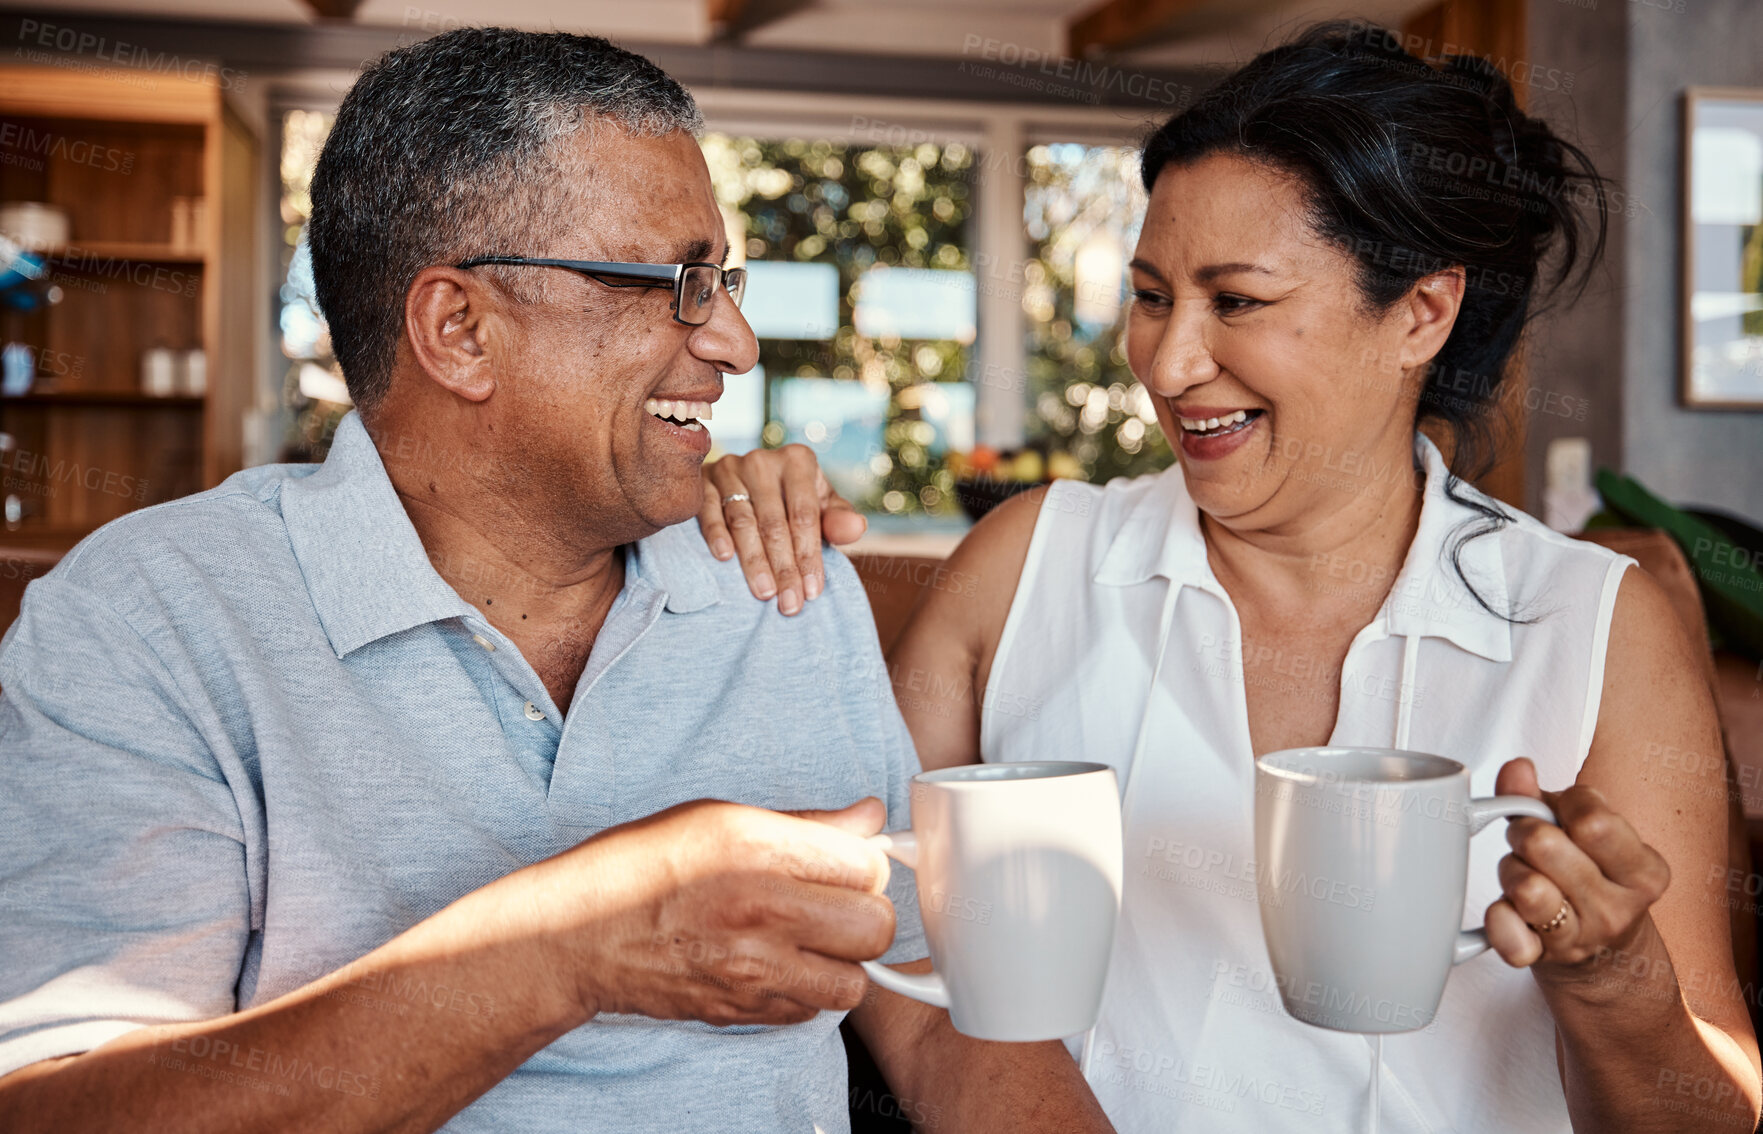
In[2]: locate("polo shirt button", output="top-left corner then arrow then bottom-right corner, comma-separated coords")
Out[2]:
472,633 -> 495,652
524,701 -> 544,722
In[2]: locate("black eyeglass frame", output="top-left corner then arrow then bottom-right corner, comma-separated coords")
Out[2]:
455,255 -> 746,326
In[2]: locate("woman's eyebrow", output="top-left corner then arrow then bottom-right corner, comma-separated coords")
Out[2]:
1194,261 -> 1275,283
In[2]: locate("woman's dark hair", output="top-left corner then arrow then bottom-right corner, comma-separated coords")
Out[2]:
1139,20 -> 1609,618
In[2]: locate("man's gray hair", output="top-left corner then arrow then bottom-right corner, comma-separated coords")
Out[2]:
308,28 -> 702,414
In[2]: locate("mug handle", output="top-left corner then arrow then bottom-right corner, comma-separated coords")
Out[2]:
858,831 -> 952,1009
1453,795 -> 1559,963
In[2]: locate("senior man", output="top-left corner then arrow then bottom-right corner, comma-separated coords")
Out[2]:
0,28 -> 1109,1134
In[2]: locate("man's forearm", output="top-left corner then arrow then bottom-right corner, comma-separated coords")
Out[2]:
1,796 -> 907,1131
0,870 -> 586,1134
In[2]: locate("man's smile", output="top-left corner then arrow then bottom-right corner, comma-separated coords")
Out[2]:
642,394 -> 717,456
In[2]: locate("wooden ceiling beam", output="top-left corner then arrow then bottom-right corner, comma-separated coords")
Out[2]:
299,0 -> 366,19
707,0 -> 749,27
708,0 -> 816,43
1068,0 -> 1208,56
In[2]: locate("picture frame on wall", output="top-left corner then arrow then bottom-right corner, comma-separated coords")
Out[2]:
1682,87 -> 1763,408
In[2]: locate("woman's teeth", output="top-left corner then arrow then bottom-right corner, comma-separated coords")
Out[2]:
1178,409 -> 1254,436
644,398 -> 713,431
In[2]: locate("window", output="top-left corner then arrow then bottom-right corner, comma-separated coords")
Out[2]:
702,133 -> 976,518
264,102 -> 1167,511
1022,142 -> 1169,481
276,109 -> 348,463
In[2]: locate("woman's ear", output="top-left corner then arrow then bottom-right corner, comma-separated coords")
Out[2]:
404,266 -> 498,404
1398,266 -> 1466,373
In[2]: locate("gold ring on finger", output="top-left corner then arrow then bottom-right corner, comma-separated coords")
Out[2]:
1529,900 -> 1571,934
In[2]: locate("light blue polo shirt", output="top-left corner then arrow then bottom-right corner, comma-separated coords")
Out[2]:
0,412 -> 926,1132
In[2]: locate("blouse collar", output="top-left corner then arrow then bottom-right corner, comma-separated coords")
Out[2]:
1093,433 -> 1513,663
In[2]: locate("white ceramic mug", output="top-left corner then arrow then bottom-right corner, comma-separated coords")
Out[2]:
1253,746 -> 1557,1034
862,761 -> 1124,1041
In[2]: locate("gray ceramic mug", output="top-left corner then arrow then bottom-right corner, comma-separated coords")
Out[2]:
862,761 -> 1124,1041
1253,746 -> 1557,1034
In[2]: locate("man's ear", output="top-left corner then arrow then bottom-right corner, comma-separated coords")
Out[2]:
1398,265 -> 1466,373
404,266 -> 499,404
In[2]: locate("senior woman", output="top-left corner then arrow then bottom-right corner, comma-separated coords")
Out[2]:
696,23 -> 1759,1133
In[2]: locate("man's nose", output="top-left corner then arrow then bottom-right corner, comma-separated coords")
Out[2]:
1143,300 -> 1221,399
690,286 -> 759,377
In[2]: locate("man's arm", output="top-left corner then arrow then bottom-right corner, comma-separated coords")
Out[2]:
0,573 -> 904,1132
0,854 -> 580,1134
0,797 -> 901,1134
848,961 -> 1113,1134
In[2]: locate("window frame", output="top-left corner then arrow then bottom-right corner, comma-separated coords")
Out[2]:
691,88 -> 1152,449
264,85 -> 1155,463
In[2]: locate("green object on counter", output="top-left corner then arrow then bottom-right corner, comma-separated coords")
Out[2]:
1595,469 -> 1763,659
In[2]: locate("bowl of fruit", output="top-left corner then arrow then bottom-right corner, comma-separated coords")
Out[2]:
946,446 -> 1085,521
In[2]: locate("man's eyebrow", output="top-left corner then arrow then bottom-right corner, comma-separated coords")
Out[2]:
671,237 -> 717,264
1194,261 -> 1275,283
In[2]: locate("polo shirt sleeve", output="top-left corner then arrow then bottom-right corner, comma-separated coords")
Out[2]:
0,575 -> 250,1079
821,551 -> 928,967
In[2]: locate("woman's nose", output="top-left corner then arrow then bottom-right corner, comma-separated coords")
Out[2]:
1143,303 -> 1221,398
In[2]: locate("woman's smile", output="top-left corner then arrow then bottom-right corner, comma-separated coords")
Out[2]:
1174,406 -> 1265,460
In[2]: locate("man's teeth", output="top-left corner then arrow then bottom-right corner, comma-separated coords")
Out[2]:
1179,410 -> 1252,434
644,398 -> 714,423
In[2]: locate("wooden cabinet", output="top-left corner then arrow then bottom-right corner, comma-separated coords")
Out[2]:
0,65 -> 258,550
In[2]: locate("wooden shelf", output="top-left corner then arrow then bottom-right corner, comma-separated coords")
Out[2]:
0,65 -> 259,548
40,242 -> 208,266
2,391 -> 204,407
0,524 -> 96,546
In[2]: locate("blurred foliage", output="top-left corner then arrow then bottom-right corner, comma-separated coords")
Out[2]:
274,125 -> 1173,493
703,134 -> 974,516
1023,144 -> 1171,482
278,109 -> 348,462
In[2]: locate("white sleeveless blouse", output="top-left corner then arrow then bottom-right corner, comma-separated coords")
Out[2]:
982,436 -> 1632,1133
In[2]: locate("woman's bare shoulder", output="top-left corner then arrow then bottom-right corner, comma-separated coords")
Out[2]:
904,485 -> 1048,649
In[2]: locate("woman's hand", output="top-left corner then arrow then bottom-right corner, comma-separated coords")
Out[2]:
1484,757 -> 1673,971
697,446 -> 866,615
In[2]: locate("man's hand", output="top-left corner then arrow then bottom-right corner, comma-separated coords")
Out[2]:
524,797 -> 898,1027
0,797 -> 903,1134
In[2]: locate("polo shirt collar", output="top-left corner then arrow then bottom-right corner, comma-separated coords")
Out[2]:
283,413 -> 724,657
282,412 -> 476,658
1092,433 -> 1511,663
626,521 -> 724,614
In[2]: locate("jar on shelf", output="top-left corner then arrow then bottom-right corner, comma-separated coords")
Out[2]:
180,348 -> 207,396
140,346 -> 177,396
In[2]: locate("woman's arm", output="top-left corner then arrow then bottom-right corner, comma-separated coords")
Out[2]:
1485,568 -> 1762,1133
883,487 -> 1045,771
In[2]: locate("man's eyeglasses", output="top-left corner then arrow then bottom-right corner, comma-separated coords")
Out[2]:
455,256 -> 747,327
